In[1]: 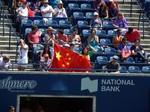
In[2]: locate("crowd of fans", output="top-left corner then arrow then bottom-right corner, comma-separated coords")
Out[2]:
3,0 -> 149,72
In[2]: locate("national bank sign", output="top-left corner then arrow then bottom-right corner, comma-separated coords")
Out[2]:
81,77 -> 135,93
0,76 -> 37,93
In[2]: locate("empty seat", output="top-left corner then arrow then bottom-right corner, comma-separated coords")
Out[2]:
68,3 -> 80,15
104,47 -> 117,55
100,38 -> 111,45
77,20 -> 90,33
21,19 -> 33,35
96,30 -> 107,38
80,3 -> 95,13
128,66 -> 141,73
64,29 -> 73,35
141,66 -> 150,73
85,12 -> 94,22
33,19 -> 45,27
119,66 -> 128,73
59,20 -> 71,29
107,30 -> 117,37
125,57 -> 135,64
96,56 -> 108,64
81,29 -> 92,43
102,20 -> 115,31
24,28 -> 32,39
72,12 -> 85,25
46,20 -> 58,28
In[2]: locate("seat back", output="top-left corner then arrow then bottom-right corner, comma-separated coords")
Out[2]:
128,66 -> 141,73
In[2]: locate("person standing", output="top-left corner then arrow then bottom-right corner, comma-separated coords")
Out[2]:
17,39 -> 28,71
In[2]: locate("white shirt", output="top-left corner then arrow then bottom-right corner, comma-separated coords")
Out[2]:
0,57 -> 11,70
54,7 -> 67,18
17,46 -> 28,60
18,7 -> 28,17
40,5 -> 54,18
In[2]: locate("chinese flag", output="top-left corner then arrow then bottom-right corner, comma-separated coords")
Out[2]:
50,43 -> 91,72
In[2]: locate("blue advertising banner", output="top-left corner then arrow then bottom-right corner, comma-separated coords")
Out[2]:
0,73 -> 150,112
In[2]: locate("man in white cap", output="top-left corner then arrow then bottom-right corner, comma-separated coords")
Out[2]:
40,0 -> 54,23
104,55 -> 120,73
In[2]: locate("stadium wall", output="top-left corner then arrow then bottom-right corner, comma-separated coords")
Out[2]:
0,72 -> 150,112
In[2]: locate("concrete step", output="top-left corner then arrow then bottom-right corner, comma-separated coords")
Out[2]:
141,39 -> 150,44
0,45 -> 17,50
0,41 -> 17,45
127,22 -> 150,26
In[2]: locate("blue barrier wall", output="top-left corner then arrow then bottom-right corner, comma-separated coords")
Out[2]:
0,72 -> 150,112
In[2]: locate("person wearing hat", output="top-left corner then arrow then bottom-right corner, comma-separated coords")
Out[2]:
117,38 -> 131,62
90,11 -> 102,30
44,27 -> 55,45
104,55 -> 120,73
53,0 -> 67,18
40,0 -> 54,23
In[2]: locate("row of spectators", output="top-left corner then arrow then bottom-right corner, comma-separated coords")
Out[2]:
7,0 -> 149,72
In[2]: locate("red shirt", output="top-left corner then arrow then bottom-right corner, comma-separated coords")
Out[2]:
28,31 -> 41,43
56,34 -> 68,45
124,29 -> 140,43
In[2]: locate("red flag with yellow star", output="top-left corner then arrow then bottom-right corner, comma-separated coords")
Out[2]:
50,43 -> 91,72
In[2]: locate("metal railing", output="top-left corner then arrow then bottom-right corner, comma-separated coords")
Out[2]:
0,0 -> 19,61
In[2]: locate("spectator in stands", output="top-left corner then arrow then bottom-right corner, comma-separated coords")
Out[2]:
55,29 -> 68,46
40,53 -> 52,71
108,1 -> 119,18
124,27 -> 141,45
0,56 -> 11,71
49,0 -> 60,8
53,1 -> 67,18
40,0 -> 54,23
17,2 -> 28,21
113,11 -> 128,29
104,55 -> 120,73
104,0 -> 120,9
9,105 -> 15,112
117,38 -> 131,62
17,39 -> 29,71
40,45 -> 52,60
112,29 -> 123,49
88,29 -> 100,50
44,27 -> 55,45
90,12 -> 103,30
80,47 -> 90,60
93,0 -> 105,10
68,28 -> 81,48
28,26 -> 42,60
98,4 -> 109,18
131,39 -> 148,63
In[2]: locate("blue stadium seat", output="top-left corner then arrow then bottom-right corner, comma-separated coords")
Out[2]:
102,20 -> 115,31
80,3 -> 95,13
81,29 -> 92,43
59,20 -> 71,29
73,47 -> 82,54
96,30 -> 107,38
119,66 -> 128,73
21,19 -> 33,35
96,56 -> 108,64
77,20 -> 90,28
107,30 -> 117,37
85,12 -> 94,22
141,66 -> 150,73
125,57 -> 135,64
68,3 -> 80,15
100,39 -> 111,45
53,29 -> 58,35
128,66 -> 141,73
33,19 -> 45,27
24,28 -> 32,40
46,20 -> 58,28
72,12 -> 85,25
104,47 -> 117,55
38,28 -> 46,43
64,29 -> 73,35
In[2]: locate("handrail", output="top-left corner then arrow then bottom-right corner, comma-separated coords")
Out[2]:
136,0 -> 146,39
0,0 -> 19,62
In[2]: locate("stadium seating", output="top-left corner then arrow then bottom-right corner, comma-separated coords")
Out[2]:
46,20 -> 58,28
59,20 -> 71,29
141,66 -> 150,73
128,66 -> 141,73
119,66 -> 128,73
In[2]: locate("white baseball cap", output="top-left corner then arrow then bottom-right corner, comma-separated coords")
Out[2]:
94,12 -> 98,16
